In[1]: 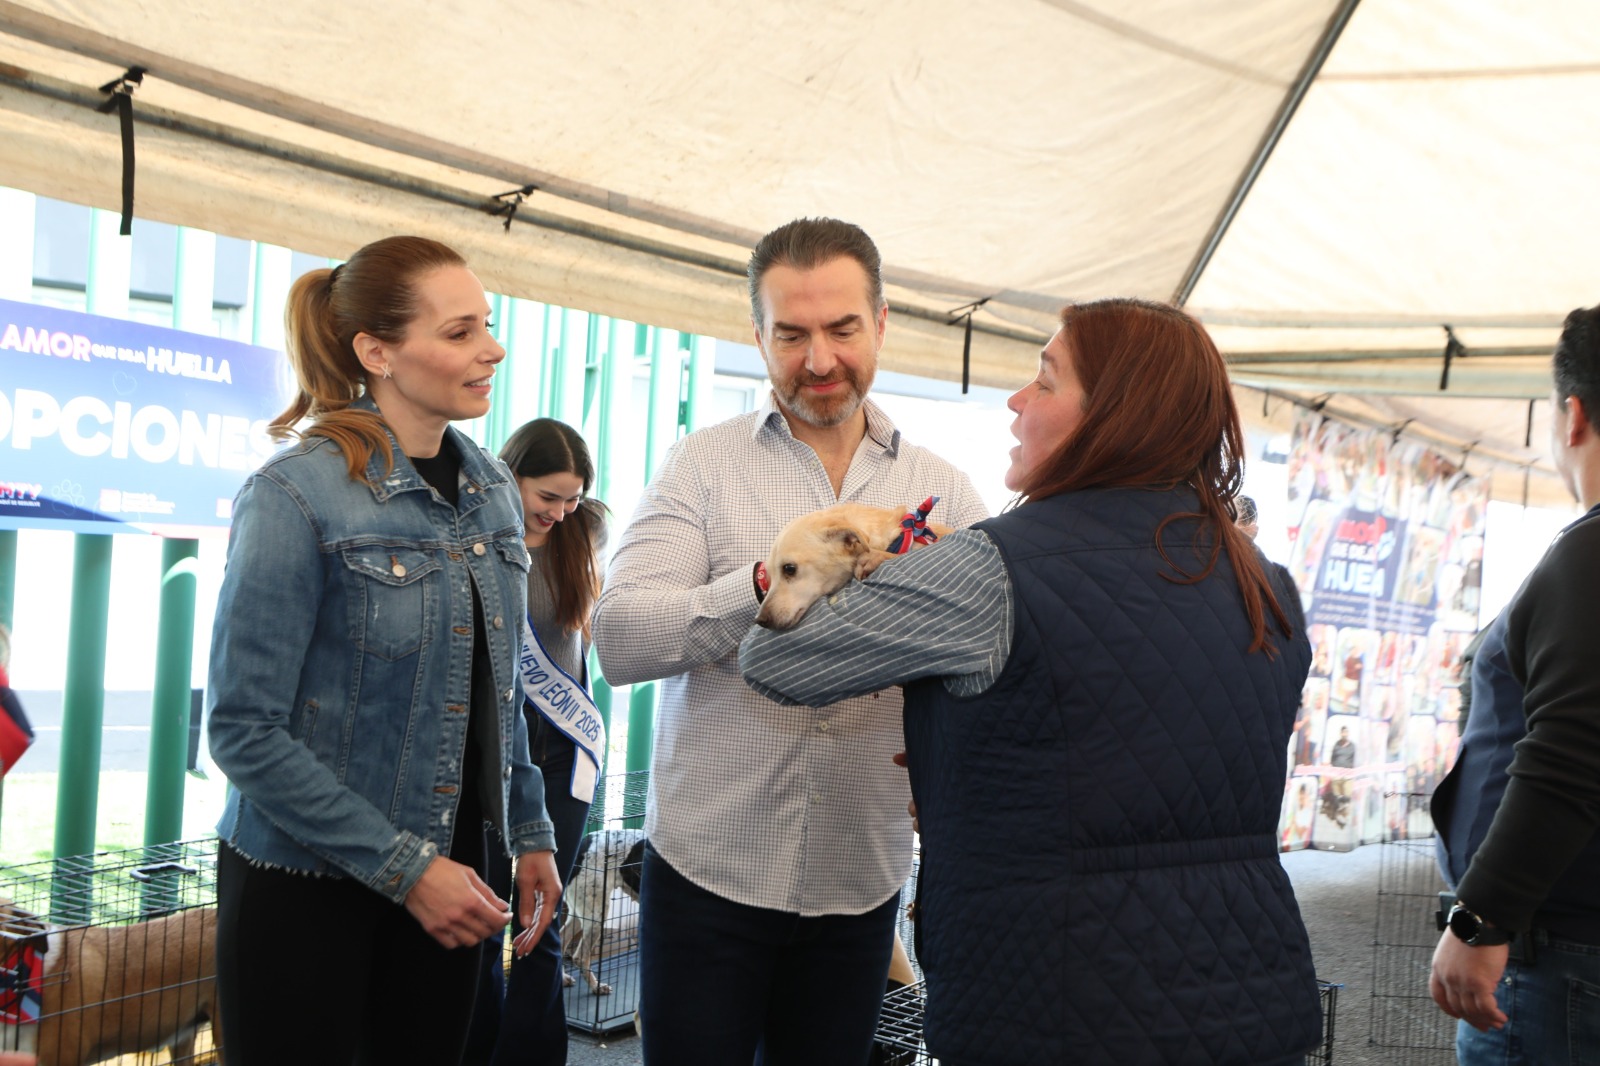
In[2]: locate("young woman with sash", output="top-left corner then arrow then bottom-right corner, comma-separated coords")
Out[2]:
469,418 -> 609,1066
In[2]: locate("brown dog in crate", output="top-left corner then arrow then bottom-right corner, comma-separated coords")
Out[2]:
560,829 -> 645,996
0,897 -> 219,1065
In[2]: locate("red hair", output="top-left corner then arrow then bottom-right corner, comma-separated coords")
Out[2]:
1018,299 -> 1289,654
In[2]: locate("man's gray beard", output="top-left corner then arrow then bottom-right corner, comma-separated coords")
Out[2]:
783,388 -> 863,428
776,372 -> 870,429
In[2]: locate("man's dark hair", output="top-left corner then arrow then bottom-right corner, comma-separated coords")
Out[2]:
747,217 -> 884,328
1553,304 -> 1600,429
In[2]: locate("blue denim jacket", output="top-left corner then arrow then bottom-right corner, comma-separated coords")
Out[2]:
208,410 -> 555,903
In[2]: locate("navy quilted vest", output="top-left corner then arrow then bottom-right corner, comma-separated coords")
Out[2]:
903,487 -> 1322,1065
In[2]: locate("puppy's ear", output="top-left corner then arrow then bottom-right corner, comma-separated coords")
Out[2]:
823,526 -> 869,555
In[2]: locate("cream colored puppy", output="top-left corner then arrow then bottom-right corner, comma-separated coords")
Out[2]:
755,499 -> 952,631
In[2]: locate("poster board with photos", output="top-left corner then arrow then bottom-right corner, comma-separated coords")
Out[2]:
1277,412 -> 1487,851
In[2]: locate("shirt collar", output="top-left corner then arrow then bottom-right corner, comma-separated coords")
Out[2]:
348,394 -> 508,500
752,390 -> 901,458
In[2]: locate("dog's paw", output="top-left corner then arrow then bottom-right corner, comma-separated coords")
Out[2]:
595,981 -> 613,996
854,550 -> 895,580
562,970 -> 575,988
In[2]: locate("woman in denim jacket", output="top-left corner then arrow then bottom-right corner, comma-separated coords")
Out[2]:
207,236 -> 561,1065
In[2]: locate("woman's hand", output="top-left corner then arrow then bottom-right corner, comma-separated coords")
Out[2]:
510,849 -> 563,958
403,855 -> 511,949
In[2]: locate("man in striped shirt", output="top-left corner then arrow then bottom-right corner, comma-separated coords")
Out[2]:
593,217 -> 988,1064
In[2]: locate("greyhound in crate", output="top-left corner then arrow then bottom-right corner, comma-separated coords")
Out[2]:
560,829 -> 645,996
0,897 -> 219,1066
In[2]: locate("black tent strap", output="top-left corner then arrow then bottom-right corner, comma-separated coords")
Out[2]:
946,297 -> 991,395
489,184 -> 537,232
1439,324 -> 1467,392
95,66 -> 146,236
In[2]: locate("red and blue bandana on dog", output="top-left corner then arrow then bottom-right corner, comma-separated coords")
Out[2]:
0,941 -> 43,1027
886,496 -> 941,554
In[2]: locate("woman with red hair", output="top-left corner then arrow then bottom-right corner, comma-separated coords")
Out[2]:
743,299 -> 1322,1065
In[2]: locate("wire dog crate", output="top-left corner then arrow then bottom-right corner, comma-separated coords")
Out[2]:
0,837 -> 220,1065
1370,814 -> 1457,1064
562,771 -> 648,1036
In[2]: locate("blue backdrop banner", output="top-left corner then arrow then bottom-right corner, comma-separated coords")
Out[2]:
0,298 -> 289,536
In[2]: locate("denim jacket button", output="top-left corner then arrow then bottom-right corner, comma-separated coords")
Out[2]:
473,543 -> 486,555
493,616 -> 504,629
391,563 -> 407,577
503,765 -> 513,780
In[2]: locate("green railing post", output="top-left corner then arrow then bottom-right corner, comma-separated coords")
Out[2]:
482,292 -> 516,450
54,535 -> 113,859
538,307 -> 558,420
685,334 -> 715,433
144,540 -> 199,846
587,649 -> 614,828
141,226 -> 212,847
623,682 -> 656,829
0,530 -> 15,631
617,327 -> 684,788
251,242 -> 293,351
54,209 -> 134,864
555,308 -> 589,426
596,318 -> 633,508
645,327 -> 682,477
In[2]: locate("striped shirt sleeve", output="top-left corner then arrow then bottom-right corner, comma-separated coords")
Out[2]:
739,527 -> 1012,707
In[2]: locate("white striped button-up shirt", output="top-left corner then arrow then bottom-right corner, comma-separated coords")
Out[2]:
593,394 -> 989,915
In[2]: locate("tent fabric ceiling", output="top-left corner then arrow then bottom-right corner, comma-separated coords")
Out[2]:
0,0 -> 1588,507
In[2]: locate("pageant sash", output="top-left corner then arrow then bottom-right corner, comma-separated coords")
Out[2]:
518,615 -> 605,803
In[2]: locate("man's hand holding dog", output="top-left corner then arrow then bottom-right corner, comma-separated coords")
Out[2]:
405,855 -> 513,949
511,849 -> 563,958
891,751 -> 920,834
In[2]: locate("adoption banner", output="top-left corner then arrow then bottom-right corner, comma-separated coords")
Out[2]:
1277,412 -> 1487,851
0,298 -> 289,536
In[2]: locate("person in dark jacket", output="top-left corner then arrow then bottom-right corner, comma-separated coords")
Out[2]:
1430,303 -> 1600,1063
741,298 -> 1322,1065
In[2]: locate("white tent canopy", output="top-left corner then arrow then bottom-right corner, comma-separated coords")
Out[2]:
0,0 -> 1592,506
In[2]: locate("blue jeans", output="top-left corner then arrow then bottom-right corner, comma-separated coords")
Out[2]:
1457,936 -> 1600,1065
638,842 -> 899,1066
463,728 -> 592,1066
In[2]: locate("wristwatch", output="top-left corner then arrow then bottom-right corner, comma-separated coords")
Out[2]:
1447,903 -> 1515,947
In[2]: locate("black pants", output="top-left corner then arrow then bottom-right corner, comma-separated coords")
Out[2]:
463,728 -> 592,1065
215,807 -> 487,1066
637,842 -> 899,1066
